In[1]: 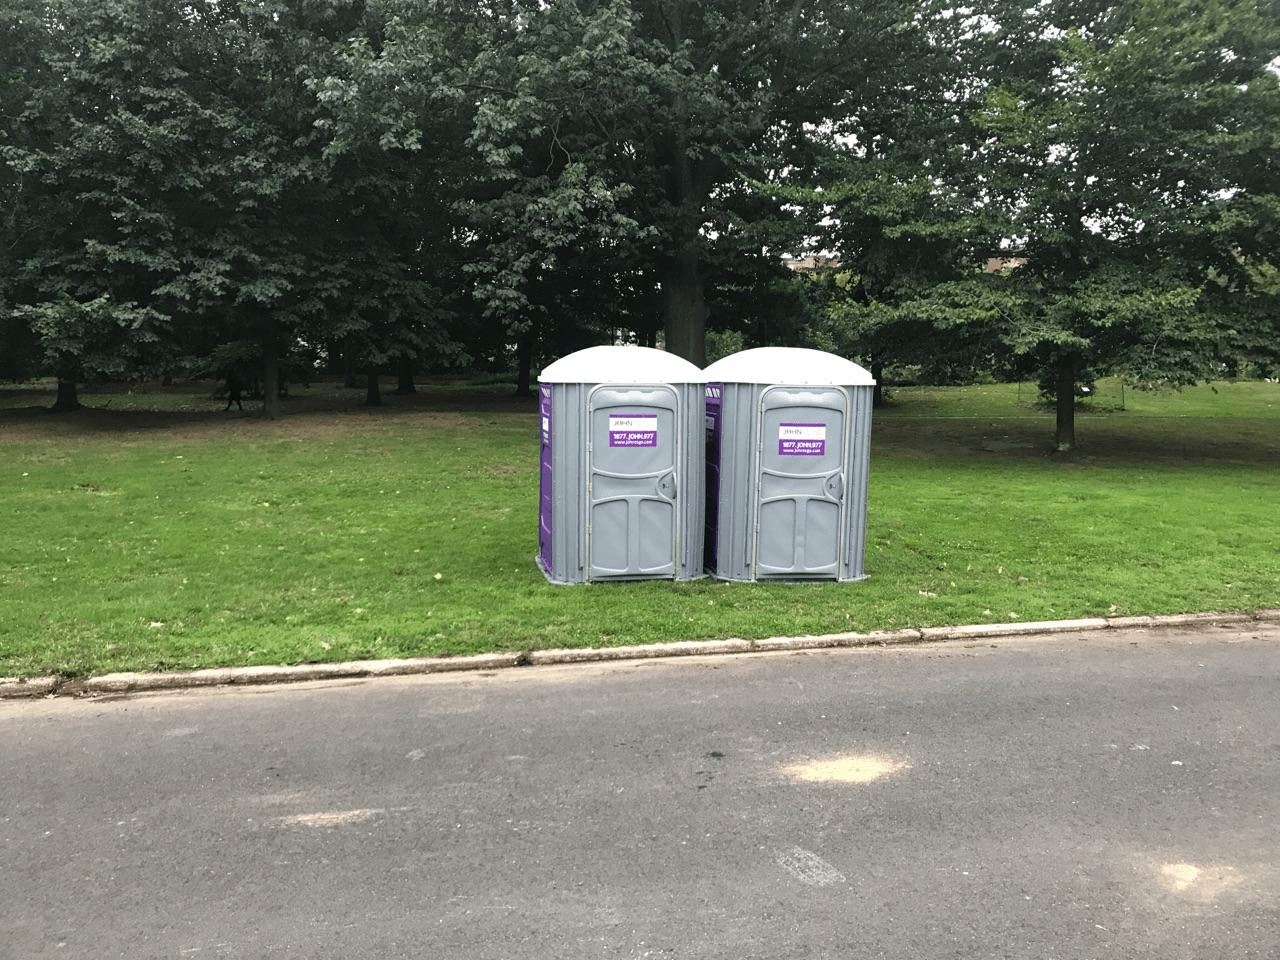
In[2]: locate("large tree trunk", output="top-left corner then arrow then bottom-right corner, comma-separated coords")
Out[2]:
661,241 -> 708,367
871,360 -> 886,408
394,356 -> 417,395
515,332 -> 534,398
50,377 -> 81,412
325,339 -> 346,377
1054,355 -> 1077,452
365,368 -> 384,406
341,337 -> 360,388
260,325 -> 282,421
660,115 -> 709,367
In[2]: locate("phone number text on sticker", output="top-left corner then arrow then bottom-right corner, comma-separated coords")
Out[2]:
778,422 -> 826,456
608,414 -> 658,448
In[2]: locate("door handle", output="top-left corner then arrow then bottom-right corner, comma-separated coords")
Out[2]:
657,472 -> 677,500
825,473 -> 844,500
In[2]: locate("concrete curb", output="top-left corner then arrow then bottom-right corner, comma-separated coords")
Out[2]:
4,610 -> 1278,700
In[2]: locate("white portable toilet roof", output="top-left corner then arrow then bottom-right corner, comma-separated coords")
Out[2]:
703,347 -> 875,385
539,345 -> 704,384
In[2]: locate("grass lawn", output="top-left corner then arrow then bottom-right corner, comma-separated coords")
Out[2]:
2,376 -> 1278,678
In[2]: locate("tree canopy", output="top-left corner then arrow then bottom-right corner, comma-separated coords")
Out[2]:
807,0 -> 1280,446
1,0 -> 1276,441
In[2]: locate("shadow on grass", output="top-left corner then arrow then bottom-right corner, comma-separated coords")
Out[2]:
0,379 -> 539,439
5,377 -> 1279,467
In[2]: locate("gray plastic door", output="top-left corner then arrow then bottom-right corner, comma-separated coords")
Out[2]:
587,386 -> 680,578
755,386 -> 848,577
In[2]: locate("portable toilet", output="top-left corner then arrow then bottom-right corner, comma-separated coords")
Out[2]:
703,347 -> 874,582
538,345 -> 705,584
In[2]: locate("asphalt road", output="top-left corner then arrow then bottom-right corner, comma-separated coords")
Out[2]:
3,622 -> 1279,960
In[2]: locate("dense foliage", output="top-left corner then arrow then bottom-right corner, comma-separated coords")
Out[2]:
2,0 -> 1277,442
804,0 -> 1280,446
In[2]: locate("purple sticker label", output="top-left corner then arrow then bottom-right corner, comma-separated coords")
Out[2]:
608,414 -> 658,448
778,422 -> 826,456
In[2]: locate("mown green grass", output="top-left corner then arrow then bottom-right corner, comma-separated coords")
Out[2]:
2,378 -> 1278,678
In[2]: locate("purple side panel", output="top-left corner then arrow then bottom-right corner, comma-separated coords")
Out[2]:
703,382 -> 723,571
538,383 -> 553,572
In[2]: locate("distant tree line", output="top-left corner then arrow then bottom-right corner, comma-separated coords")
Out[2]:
2,0 -> 1277,446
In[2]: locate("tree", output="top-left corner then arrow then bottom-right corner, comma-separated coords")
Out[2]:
2,0 -> 193,406
975,0 -> 1280,450
599,0 -> 922,366
0,0 -> 55,382
779,2 -> 1012,402
3,0 -> 320,411
4,0 -> 465,416
165,0 -> 375,419
804,0 -> 1279,445
336,0 -> 918,369
309,0 -> 474,398
458,0 -> 656,374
